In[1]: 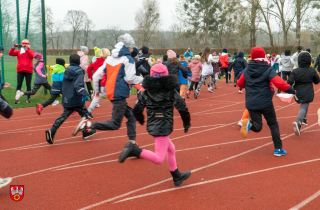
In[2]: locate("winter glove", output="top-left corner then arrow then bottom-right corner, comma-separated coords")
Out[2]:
82,95 -> 90,102
184,122 -> 191,133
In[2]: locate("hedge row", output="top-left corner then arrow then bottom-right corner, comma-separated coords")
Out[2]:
46,46 -> 296,56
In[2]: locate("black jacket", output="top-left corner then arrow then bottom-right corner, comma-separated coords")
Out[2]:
164,60 -> 188,79
287,52 -> 320,103
231,51 -> 247,76
314,55 -> 320,72
133,75 -> 191,136
139,54 -> 151,77
242,61 -> 295,110
62,64 -> 88,108
134,57 -> 148,76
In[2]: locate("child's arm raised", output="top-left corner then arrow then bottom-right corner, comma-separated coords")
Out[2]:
173,90 -> 191,132
133,94 -> 146,125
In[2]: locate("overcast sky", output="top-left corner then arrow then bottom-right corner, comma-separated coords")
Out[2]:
46,0 -> 178,31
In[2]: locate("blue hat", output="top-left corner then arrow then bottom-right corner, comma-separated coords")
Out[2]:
0,46 -> 4,52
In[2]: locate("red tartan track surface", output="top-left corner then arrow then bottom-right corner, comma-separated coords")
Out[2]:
1,79 -> 320,210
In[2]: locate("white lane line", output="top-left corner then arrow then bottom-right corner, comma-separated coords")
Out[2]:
114,158 -> 320,204
78,123 -> 318,209
54,135 -> 285,172
193,109 -> 244,115
193,102 -> 243,115
289,190 -> 320,210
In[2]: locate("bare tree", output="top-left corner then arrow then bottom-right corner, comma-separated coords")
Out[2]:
258,0 -> 274,47
83,17 -> 94,47
64,10 -> 88,49
54,20 -> 64,49
102,25 -> 123,48
135,0 -> 161,47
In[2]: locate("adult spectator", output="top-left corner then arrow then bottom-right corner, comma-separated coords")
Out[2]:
9,39 -> 35,104
184,48 -> 194,60
292,46 -> 303,68
139,46 -> 151,77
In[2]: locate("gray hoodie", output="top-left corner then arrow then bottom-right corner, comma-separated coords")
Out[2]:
280,56 -> 294,72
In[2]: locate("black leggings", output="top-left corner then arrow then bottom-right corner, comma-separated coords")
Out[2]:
42,94 -> 59,108
282,71 -> 291,82
189,81 -> 198,91
17,72 -> 32,99
24,83 -> 52,96
86,82 -> 93,99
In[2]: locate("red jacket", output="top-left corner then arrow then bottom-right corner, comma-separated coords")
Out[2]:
9,47 -> 35,73
87,57 -> 105,80
219,54 -> 229,68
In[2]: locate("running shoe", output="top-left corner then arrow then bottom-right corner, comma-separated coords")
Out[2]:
208,88 -> 214,93
72,117 -> 90,136
82,129 -> 96,140
96,104 -> 101,108
14,100 -> 20,104
214,84 -> 217,89
274,149 -> 287,157
186,90 -> 190,98
239,90 -> 243,94
26,98 -> 31,103
36,104 -> 43,115
194,90 -> 198,99
45,128 -> 56,144
0,177 -> 12,189
293,121 -> 301,136
88,112 -> 94,119
237,119 -> 243,127
52,100 -> 59,106
240,118 -> 251,138
302,118 -> 307,125
170,169 -> 191,187
15,90 -> 24,100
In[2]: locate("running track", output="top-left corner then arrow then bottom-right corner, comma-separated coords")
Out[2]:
1,79 -> 320,209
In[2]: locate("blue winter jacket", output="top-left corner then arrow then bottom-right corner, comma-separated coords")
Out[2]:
179,61 -> 192,85
61,63 -> 88,108
184,51 -> 194,60
51,64 -> 65,95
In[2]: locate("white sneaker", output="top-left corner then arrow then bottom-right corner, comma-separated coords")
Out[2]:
238,120 -> 243,127
52,100 -> 59,106
96,104 -> 101,108
239,90 -> 243,94
0,177 -> 12,188
15,90 -> 24,100
208,88 -> 214,93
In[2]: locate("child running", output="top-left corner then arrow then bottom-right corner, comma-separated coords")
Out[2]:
36,58 -> 65,115
179,55 -> 192,98
187,56 -> 202,98
118,63 -> 192,186
194,46 -> 215,98
15,53 -> 51,102
237,47 -> 295,156
288,51 -> 320,136
86,48 -> 110,118
45,54 -> 95,144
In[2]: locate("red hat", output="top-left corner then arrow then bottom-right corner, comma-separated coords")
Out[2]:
272,53 -> 275,57
251,47 -> 266,60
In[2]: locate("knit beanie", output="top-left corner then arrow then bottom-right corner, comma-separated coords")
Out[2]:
142,46 -> 149,54
223,49 -> 227,53
118,34 -> 135,49
219,53 -> 221,56
33,52 -> 42,60
213,52 -> 216,55
81,46 -> 88,52
70,54 -> 80,65
285,50 -> 291,56
156,58 -> 162,64
56,58 -> 65,66
150,64 -> 168,76
167,50 -> 176,59
251,47 -> 266,60
94,47 -> 100,57
131,47 -> 139,58
272,53 -> 275,57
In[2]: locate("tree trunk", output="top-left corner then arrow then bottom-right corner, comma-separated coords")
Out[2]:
296,0 -> 301,45
250,0 -> 257,47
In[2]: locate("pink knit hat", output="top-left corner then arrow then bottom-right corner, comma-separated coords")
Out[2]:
213,52 -> 216,55
167,50 -> 176,59
34,52 -> 42,60
219,53 -> 221,56
156,58 -> 162,64
150,64 -> 168,76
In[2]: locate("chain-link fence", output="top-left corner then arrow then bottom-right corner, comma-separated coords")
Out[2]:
0,0 -> 44,90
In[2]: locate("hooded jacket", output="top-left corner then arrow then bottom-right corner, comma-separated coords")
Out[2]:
231,51 -> 247,76
287,52 -> 320,103
51,64 -> 65,95
190,59 -> 202,82
219,52 -> 229,68
133,75 -> 191,136
61,63 -> 88,108
179,59 -> 192,85
211,55 -> 221,73
237,60 -> 295,110
33,60 -> 48,85
87,57 -> 105,80
93,42 -> 143,101
164,60 -> 188,79
138,46 -> 151,77
9,47 -> 35,73
78,51 -> 90,82
280,56 -> 294,72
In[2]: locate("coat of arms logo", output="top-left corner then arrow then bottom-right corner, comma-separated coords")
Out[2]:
10,185 -> 24,201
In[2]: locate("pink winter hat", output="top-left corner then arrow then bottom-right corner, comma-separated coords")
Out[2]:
150,64 -> 168,76
34,52 -> 42,60
167,50 -> 176,59
219,53 -> 221,56
213,52 -> 216,55
156,58 -> 162,64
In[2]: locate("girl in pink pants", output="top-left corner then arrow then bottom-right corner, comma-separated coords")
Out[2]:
119,63 -> 192,186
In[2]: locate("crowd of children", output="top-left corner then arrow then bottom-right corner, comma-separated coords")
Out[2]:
2,36 -> 320,190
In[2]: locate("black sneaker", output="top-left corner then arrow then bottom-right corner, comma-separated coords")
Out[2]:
119,141 -> 142,163
26,98 -> 31,103
46,128 -> 56,144
82,129 -> 96,140
170,168 -> 191,186
14,100 -> 20,104
293,121 -> 301,136
88,112 -> 94,119
302,118 -> 307,125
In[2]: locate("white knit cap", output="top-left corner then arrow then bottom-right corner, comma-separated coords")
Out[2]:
118,34 -> 135,49
81,46 -> 88,52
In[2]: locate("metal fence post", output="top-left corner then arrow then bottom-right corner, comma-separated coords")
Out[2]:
25,0 -> 31,39
0,1 -> 4,82
16,0 -> 21,44
41,0 -> 47,94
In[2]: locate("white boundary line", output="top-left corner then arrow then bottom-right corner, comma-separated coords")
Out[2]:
289,190 -> 320,210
